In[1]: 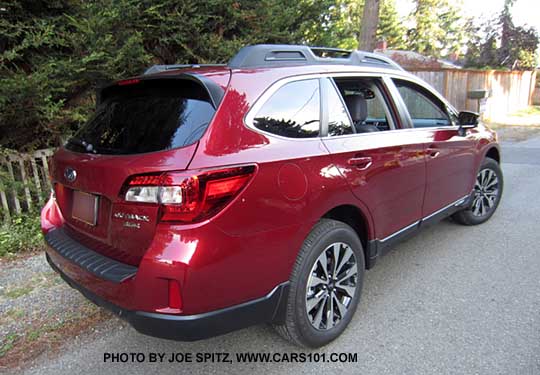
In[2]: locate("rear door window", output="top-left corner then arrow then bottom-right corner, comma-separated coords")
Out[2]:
325,79 -> 355,136
333,77 -> 396,132
66,79 -> 215,155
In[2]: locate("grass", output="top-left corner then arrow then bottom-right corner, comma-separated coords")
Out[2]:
511,106 -> 540,117
26,321 -> 64,342
5,308 -> 25,320
0,334 -> 19,358
2,272 -> 59,301
3,285 -> 34,299
0,307 -> 112,369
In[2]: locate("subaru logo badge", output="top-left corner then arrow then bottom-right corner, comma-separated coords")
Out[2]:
64,167 -> 77,183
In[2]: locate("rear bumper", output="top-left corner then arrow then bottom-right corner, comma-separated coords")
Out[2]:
46,252 -> 289,341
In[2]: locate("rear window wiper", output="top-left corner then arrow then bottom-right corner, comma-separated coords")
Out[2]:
67,137 -> 96,153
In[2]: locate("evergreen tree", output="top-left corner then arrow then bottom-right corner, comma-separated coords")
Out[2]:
407,0 -> 467,57
376,0 -> 407,49
307,0 -> 406,51
465,0 -> 538,69
0,0 -> 331,151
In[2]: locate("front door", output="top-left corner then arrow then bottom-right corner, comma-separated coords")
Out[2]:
388,78 -> 477,217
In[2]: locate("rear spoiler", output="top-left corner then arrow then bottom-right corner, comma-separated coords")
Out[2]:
96,72 -> 227,110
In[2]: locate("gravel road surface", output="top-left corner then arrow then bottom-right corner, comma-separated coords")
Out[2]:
11,131 -> 540,375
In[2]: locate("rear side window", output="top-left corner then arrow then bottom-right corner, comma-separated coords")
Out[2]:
253,79 -> 320,138
326,79 -> 354,136
66,79 -> 215,155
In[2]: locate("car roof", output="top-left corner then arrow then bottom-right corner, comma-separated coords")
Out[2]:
141,44 -> 413,81
142,63 -> 416,82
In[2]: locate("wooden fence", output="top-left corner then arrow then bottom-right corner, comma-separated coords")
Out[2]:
409,69 -> 537,121
0,148 -> 54,221
532,84 -> 540,106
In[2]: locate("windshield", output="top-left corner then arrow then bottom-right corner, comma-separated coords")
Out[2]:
66,79 -> 215,155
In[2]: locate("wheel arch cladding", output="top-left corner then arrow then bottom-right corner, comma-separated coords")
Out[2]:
485,147 -> 500,163
322,204 -> 370,269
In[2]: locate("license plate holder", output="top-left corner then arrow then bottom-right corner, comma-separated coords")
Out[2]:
72,190 -> 99,226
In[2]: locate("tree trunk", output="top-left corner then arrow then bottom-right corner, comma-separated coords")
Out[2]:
358,0 -> 381,51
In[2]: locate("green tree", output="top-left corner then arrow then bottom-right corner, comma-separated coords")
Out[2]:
305,0 -> 406,51
407,0 -> 467,57
302,0 -> 361,49
0,0 -> 80,149
0,0 -> 331,151
376,0 -> 407,49
465,0 -> 539,69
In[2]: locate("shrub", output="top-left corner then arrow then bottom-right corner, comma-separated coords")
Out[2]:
0,212 -> 44,258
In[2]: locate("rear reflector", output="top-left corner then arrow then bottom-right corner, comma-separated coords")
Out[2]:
122,165 -> 256,223
168,280 -> 182,310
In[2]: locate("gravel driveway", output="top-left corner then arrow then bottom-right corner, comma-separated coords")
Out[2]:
2,127 -> 539,375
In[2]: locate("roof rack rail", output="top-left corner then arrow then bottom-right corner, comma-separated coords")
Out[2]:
144,64 -> 227,75
227,44 -> 404,71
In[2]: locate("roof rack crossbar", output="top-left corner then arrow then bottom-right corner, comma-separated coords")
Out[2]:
310,47 -> 351,53
227,44 -> 404,71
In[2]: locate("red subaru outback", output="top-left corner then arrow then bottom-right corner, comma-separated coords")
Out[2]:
41,45 -> 503,348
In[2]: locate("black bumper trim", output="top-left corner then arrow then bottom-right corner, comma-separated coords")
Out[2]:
46,253 -> 290,341
45,227 -> 137,283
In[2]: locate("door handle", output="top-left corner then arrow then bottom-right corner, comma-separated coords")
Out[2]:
347,156 -> 373,170
427,149 -> 440,158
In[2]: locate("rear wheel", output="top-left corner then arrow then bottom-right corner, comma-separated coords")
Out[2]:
453,157 -> 503,225
273,219 -> 364,348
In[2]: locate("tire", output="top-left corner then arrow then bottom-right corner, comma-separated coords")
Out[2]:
453,157 -> 503,225
273,219 -> 365,348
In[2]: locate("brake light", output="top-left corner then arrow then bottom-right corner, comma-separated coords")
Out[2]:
122,165 -> 255,223
117,78 -> 140,86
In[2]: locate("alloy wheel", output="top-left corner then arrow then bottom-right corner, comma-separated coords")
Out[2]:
305,242 -> 358,330
471,168 -> 500,217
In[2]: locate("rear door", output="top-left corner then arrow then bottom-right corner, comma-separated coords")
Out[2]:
320,76 -> 426,241
387,78 -> 476,217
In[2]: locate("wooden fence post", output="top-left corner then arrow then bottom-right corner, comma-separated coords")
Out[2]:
30,158 -> 43,203
5,159 -> 21,215
17,157 -> 33,210
40,151 -> 52,191
0,148 -> 55,219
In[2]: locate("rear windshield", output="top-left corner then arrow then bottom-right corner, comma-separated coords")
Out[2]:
66,79 -> 215,155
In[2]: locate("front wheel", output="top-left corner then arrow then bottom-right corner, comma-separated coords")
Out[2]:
453,157 -> 503,225
273,219 -> 365,348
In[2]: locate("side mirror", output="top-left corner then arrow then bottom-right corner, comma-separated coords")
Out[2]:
458,111 -> 479,126
457,111 -> 479,136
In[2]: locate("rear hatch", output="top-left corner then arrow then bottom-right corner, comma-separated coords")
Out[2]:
51,76 -> 225,266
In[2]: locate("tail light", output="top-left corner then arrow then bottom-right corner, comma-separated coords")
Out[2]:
122,165 -> 256,223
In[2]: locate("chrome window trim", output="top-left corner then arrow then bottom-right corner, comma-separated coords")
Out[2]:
243,70 -> 460,141
244,74 -> 325,142
385,75 -> 459,127
323,77 -> 355,136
